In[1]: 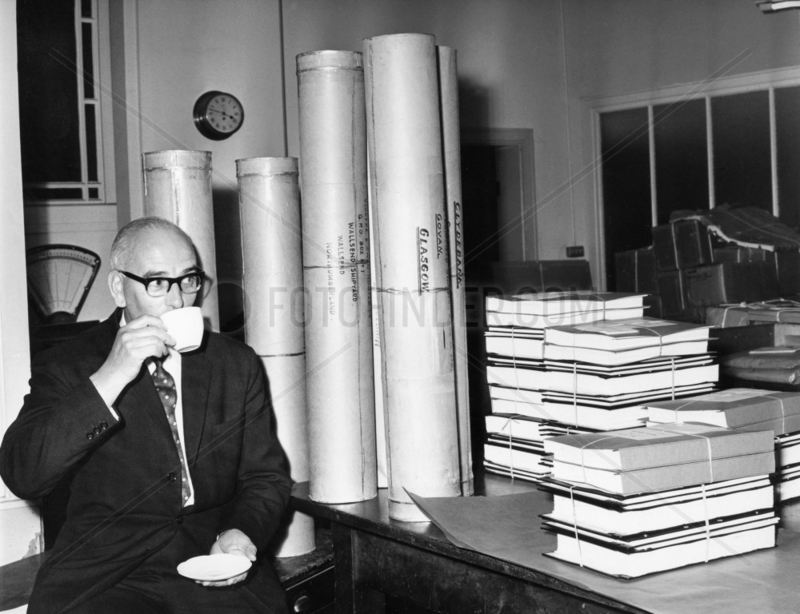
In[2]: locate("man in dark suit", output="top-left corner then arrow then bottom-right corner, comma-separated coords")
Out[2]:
0,217 -> 292,613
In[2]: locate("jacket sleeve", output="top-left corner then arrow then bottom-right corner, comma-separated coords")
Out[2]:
215,347 -> 293,550
0,350 -> 122,500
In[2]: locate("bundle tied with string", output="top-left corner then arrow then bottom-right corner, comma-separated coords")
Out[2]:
646,388 -> 800,436
237,157 -> 314,557
572,428 -> 717,566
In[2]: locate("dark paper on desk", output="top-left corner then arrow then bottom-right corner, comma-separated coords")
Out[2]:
407,490 -> 593,592
408,488 -> 800,614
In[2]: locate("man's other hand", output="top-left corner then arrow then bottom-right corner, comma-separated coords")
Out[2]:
202,529 -> 257,587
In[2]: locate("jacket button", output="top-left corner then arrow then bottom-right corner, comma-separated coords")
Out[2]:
86,432 -> 95,440
176,516 -> 183,524
99,422 -> 108,431
93,426 -> 101,435
168,472 -> 178,482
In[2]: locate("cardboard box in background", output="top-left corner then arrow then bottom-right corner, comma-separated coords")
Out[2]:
713,246 -> 771,264
614,248 -> 657,293
776,251 -> 800,296
685,262 -> 778,308
490,260 -> 592,296
643,294 -> 663,319
652,219 -> 714,272
705,304 -> 752,328
656,269 -> 688,316
713,247 -> 800,297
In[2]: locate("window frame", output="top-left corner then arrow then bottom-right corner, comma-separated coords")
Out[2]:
587,65 -> 800,286
21,0 -> 115,206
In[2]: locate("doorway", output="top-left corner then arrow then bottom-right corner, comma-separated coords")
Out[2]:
459,129 -> 535,464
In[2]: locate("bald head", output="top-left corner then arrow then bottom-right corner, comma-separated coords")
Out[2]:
110,217 -> 195,271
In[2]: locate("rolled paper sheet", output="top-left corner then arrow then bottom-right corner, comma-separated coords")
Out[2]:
438,45 -> 474,497
237,157 -> 314,557
371,231 -> 389,489
297,49 -> 377,503
364,32 -> 461,522
142,150 -> 220,331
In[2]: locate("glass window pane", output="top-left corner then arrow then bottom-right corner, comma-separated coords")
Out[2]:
775,85 -> 800,231
23,187 -> 84,201
711,91 -> 772,211
17,0 -> 82,183
82,22 -> 94,99
81,0 -> 92,18
653,98 -> 708,224
85,104 -> 98,181
600,108 -> 652,290
88,187 -> 99,199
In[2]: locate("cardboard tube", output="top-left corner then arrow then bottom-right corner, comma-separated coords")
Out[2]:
237,157 -> 314,557
142,150 -> 220,331
364,33 -> 461,521
438,46 -> 474,497
370,228 -> 389,489
297,50 -> 377,503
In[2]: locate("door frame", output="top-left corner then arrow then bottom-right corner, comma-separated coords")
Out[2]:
460,128 -> 536,261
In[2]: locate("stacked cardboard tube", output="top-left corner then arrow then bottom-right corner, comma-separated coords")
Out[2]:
237,157 -> 315,557
364,33 -> 462,521
142,150 -> 220,331
439,45 -> 474,497
297,50 -> 378,504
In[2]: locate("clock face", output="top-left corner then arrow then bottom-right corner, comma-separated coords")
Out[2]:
193,91 -> 244,139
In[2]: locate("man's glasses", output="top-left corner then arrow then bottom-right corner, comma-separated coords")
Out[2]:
118,270 -> 205,297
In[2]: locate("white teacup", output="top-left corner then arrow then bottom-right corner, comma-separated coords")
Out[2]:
160,307 -> 204,353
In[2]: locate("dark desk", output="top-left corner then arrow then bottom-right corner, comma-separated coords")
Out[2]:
291,475 -> 649,614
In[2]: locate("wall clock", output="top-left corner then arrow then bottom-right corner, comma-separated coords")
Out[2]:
193,91 -> 244,140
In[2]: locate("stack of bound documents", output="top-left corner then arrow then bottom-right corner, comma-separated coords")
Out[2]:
540,423 -> 778,578
483,292 -> 645,481
483,295 -> 719,482
483,413 -> 595,482
485,291 -> 646,331
486,315 -> 717,430
644,387 -> 800,503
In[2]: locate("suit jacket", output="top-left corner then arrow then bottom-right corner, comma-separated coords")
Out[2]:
0,311 -> 292,613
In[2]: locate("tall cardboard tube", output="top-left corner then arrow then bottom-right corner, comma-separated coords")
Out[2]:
297,50 -> 377,504
142,150 -> 219,331
363,33 -> 461,521
237,157 -> 314,557
438,46 -> 474,497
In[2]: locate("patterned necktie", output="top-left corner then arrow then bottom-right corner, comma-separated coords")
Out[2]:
151,357 -> 191,505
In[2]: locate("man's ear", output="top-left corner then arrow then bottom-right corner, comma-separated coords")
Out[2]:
108,270 -> 126,308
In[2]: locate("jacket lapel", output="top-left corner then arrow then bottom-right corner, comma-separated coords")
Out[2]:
127,367 -> 175,441
181,349 -> 212,469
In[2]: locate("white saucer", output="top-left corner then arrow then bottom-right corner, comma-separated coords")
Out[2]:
177,553 -> 252,581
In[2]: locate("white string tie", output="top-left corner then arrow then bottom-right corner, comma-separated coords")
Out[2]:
569,485 -> 584,568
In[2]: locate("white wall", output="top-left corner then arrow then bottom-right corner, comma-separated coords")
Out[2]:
0,0 -> 42,566
282,0 -> 570,264
114,0 -> 287,329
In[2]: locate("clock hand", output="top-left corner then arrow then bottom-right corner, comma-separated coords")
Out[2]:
208,107 -> 233,120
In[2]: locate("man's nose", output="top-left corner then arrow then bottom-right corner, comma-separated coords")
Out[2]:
166,281 -> 185,308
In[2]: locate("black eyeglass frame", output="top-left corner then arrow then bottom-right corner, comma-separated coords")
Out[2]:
117,270 -> 206,297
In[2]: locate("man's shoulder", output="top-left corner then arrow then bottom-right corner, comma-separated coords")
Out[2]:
32,316 -> 117,368
202,331 -> 258,362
